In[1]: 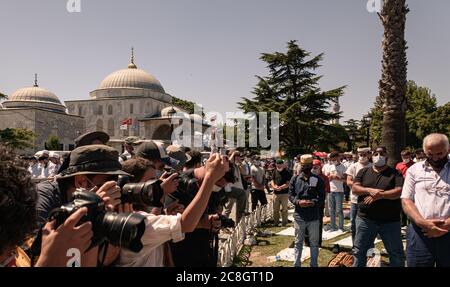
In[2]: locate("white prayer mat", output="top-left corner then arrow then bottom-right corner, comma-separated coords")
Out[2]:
322,229 -> 348,241
334,236 -> 381,247
276,227 -> 296,237
267,247 -> 312,263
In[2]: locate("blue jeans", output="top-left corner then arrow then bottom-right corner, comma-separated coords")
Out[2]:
350,203 -> 358,245
329,192 -> 344,230
352,216 -> 404,267
294,215 -> 320,267
406,223 -> 450,267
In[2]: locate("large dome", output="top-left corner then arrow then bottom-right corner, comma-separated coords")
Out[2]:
2,76 -> 66,113
98,67 -> 165,93
97,49 -> 165,93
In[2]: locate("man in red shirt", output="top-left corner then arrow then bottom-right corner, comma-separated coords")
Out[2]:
396,150 -> 414,178
395,149 -> 414,227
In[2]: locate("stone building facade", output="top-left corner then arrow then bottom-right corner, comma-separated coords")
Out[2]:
0,78 -> 85,153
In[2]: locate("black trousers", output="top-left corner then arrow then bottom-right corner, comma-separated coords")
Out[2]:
251,189 -> 268,211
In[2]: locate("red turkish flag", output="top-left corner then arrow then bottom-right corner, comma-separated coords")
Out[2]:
122,118 -> 132,125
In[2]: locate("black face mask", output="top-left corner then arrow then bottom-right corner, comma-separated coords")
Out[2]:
427,156 -> 449,169
301,166 -> 312,174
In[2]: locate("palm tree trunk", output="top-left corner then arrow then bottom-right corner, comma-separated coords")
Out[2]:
379,0 -> 409,166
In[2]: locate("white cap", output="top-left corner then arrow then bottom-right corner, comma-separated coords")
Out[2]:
357,147 -> 371,153
49,151 -> 60,159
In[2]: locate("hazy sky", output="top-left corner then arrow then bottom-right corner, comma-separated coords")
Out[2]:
1,0 -> 449,122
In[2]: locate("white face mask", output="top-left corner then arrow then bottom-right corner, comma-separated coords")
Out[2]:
403,158 -> 411,164
331,160 -> 338,165
372,155 -> 386,167
224,183 -> 232,192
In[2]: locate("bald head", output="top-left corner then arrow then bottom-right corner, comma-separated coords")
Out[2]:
423,133 -> 449,165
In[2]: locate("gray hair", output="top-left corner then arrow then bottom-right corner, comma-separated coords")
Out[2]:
423,133 -> 450,151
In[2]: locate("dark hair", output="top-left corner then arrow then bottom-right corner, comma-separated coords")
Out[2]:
401,150 -> 411,156
185,150 -> 202,169
329,151 -> 339,158
415,148 -> 424,154
373,146 -> 387,153
122,157 -> 154,183
0,144 -> 37,255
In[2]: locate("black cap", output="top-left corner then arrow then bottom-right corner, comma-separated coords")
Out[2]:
74,131 -> 110,148
58,145 -> 129,179
135,141 -> 179,168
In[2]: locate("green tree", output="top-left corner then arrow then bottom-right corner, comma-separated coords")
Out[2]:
238,41 -> 347,156
0,92 -> 7,100
379,0 -> 409,166
369,81 -> 448,150
172,96 -> 198,115
0,128 -> 36,150
46,135 -> 61,150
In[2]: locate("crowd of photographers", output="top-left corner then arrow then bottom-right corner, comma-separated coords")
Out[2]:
0,131 -> 269,267
1,130 -> 449,267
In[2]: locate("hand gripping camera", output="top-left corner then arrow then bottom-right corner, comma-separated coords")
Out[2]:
49,189 -> 146,253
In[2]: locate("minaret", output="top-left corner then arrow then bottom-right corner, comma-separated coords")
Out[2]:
331,98 -> 340,125
34,73 -> 39,87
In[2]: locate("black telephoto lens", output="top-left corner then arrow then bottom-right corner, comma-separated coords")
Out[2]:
98,212 -> 146,253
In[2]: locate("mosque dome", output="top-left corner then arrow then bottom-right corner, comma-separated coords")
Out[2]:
2,74 -> 66,113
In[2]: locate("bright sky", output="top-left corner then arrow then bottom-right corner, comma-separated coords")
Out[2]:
1,0 -> 449,122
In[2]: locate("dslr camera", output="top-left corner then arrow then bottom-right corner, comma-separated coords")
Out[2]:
218,214 -> 235,228
49,189 -> 146,252
117,175 -> 164,207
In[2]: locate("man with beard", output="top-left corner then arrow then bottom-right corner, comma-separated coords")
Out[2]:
402,133 -> 450,267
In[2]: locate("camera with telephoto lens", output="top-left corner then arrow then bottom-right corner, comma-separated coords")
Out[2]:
117,175 -> 164,207
218,214 -> 235,228
49,189 -> 146,252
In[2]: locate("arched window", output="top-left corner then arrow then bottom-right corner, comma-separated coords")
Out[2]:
107,119 -> 115,136
96,119 -> 103,131
107,105 -> 113,115
97,105 -> 103,115
78,106 -> 83,116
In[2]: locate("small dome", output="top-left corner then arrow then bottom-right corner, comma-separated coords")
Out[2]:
2,76 -> 66,113
161,106 -> 183,117
190,114 -> 203,122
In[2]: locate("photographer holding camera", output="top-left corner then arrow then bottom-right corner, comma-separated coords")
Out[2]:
117,152 -> 229,267
167,153 -> 235,267
0,144 -> 95,268
34,145 -> 133,266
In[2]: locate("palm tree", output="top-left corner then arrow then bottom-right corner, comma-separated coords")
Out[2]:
0,92 -> 7,100
378,0 -> 409,166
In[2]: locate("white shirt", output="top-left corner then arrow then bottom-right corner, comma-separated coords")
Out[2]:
48,162 -> 60,177
346,161 -> 373,203
251,165 -> 265,189
118,212 -> 184,267
401,160 -> 450,220
323,163 -> 346,192
28,163 -> 41,178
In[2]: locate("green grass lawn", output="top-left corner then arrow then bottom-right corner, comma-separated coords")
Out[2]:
233,219 -> 391,267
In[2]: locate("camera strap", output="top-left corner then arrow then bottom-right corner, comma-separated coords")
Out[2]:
29,228 -> 43,267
